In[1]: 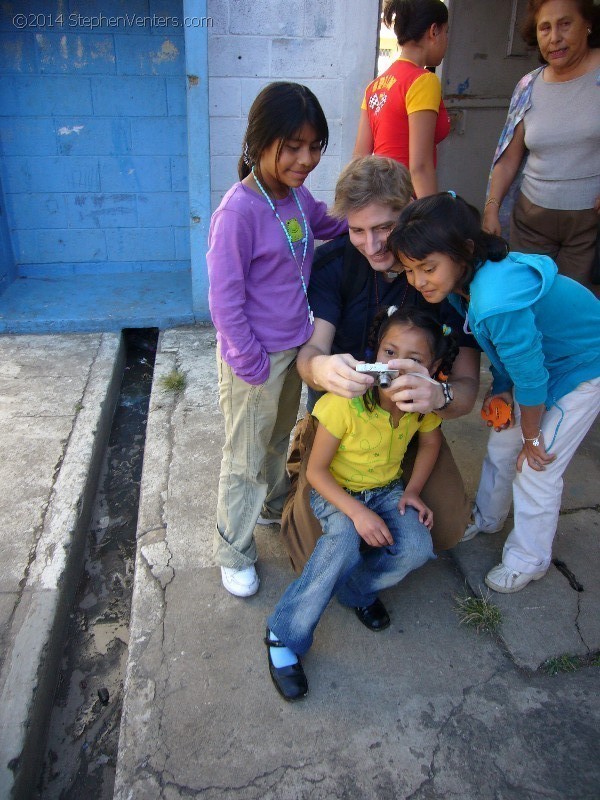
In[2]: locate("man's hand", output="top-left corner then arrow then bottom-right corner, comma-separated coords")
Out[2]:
386,358 -> 445,413
311,353 -> 374,398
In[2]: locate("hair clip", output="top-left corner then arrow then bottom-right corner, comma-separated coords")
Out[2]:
387,305 -> 398,316
442,324 -> 452,336
447,190 -> 456,198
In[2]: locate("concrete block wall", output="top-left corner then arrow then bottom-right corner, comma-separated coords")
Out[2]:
206,0 -> 380,211
0,0 -> 192,277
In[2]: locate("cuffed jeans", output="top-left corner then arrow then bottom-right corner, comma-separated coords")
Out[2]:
214,347 -> 302,569
268,481 -> 434,655
472,378 -> 600,574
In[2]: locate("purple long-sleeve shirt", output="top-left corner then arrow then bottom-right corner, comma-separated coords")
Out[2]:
207,182 -> 347,384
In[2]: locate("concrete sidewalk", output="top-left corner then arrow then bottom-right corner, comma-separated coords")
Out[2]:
115,326 -> 600,800
0,333 -> 124,798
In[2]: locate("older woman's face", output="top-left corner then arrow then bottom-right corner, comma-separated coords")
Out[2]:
535,0 -> 590,70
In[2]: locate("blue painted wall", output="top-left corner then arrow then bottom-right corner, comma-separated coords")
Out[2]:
0,0 -> 192,280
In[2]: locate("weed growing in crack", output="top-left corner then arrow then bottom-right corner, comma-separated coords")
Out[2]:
159,370 -> 186,393
543,654 -> 582,676
454,590 -> 502,634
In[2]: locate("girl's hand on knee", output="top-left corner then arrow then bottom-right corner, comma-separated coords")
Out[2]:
352,507 -> 394,547
398,492 -> 434,529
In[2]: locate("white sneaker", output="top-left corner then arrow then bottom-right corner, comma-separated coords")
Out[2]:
256,515 -> 282,526
459,517 -> 503,543
485,562 -> 547,594
221,565 -> 259,597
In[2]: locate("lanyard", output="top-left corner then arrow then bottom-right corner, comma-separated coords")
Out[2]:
251,167 -> 314,325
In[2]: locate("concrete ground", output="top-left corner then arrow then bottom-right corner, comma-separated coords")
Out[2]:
115,326 -> 600,800
0,326 -> 598,799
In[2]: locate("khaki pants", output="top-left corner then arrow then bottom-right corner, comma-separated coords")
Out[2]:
214,348 -> 302,569
281,413 -> 471,574
511,192 -> 599,295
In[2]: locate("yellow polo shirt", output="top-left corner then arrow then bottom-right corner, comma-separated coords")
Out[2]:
313,393 -> 441,492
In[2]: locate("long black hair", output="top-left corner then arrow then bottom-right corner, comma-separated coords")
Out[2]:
238,82 -> 329,181
383,0 -> 448,45
387,192 -> 508,292
364,306 -> 459,411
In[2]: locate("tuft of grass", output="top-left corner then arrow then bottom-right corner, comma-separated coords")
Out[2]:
543,654 -> 581,676
454,590 -> 503,634
159,369 -> 186,393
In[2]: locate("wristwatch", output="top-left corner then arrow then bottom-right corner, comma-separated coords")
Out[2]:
436,380 -> 454,411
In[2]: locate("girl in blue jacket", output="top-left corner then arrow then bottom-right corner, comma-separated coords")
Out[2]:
387,192 -> 600,593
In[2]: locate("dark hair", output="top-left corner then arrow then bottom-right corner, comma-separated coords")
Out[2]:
237,82 -> 329,181
521,0 -> 600,54
387,192 -> 508,292
383,0 -> 448,45
364,306 -> 459,411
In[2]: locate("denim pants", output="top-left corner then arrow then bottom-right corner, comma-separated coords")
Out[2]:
214,347 -> 301,569
268,481 -> 434,655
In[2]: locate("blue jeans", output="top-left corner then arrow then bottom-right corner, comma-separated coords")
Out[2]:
267,481 -> 434,655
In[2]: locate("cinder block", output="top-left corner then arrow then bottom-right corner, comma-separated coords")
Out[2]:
14,228 -> 107,264
209,78 -> 241,117
5,193 -> 68,230
208,36 -> 270,78
137,191 -> 188,227
55,118 -> 132,155
204,0 -> 228,34
166,76 -> 186,115
131,117 -> 187,155
309,155 -> 342,192
91,76 -> 168,116
65,193 -> 138,228
210,155 -> 238,192
4,156 -> 101,193
211,189 -> 227,212
304,0 -> 336,37
302,79 -> 344,122
0,76 -> 94,116
174,226 -> 190,259
68,0 -> 150,28
105,227 -> 175,260
114,33 -> 185,75
240,78 -> 272,116
170,156 -> 188,191
0,118 -> 57,156
228,1 -> 305,37
209,117 -> 244,157
0,33 -> 36,73
323,119 -> 342,155
271,38 -> 337,79
35,33 -> 116,74
99,156 -> 172,192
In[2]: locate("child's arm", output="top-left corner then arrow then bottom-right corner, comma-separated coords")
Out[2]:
306,422 -> 394,548
398,427 -> 442,529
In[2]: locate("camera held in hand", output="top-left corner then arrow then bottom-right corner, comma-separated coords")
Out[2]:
355,362 -> 400,389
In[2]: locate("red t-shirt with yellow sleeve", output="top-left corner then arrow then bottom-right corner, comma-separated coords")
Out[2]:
361,58 -> 450,166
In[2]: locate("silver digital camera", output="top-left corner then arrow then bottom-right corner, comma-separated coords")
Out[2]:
355,362 -> 400,389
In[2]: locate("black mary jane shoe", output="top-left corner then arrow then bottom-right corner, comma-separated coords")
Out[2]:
354,598 -> 390,631
264,629 -> 308,702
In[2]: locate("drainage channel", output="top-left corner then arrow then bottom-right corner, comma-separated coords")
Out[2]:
35,328 -> 159,799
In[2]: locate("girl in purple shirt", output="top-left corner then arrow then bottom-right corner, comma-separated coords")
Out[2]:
207,82 -> 346,598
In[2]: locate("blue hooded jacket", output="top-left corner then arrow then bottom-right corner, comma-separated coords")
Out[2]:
448,253 -> 600,407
